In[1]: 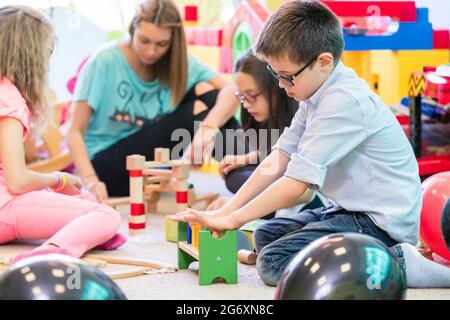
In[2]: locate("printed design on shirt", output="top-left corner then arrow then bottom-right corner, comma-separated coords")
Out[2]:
110,81 -> 168,127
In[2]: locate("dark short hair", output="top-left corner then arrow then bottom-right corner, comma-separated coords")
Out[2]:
255,0 -> 344,66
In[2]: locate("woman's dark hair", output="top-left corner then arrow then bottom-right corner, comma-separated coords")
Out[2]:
234,50 -> 298,148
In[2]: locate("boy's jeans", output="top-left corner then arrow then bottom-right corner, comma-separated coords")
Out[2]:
253,206 -> 399,286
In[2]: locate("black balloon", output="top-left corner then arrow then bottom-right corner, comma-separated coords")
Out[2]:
275,233 -> 406,300
0,254 -> 127,300
442,199 -> 450,250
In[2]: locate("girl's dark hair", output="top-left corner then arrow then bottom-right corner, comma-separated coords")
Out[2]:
234,50 -> 298,147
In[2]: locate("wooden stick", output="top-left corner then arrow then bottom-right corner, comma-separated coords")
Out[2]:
83,254 -> 177,271
238,250 -> 257,265
107,267 -> 154,280
82,258 -> 108,268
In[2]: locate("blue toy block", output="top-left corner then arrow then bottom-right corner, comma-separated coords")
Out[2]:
345,8 -> 433,51
187,224 -> 192,244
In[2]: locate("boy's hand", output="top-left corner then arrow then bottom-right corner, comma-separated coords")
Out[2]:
172,208 -> 238,235
219,155 -> 247,178
60,173 -> 82,196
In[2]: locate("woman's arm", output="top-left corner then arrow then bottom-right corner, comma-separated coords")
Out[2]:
0,118 -> 61,194
202,75 -> 240,128
67,101 -> 108,201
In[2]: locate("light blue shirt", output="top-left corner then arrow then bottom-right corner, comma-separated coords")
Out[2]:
273,61 -> 422,244
74,42 -> 218,158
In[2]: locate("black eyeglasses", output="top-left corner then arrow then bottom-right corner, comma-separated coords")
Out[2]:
266,56 -> 318,87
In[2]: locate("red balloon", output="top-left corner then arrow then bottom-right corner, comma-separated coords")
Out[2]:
421,172 -> 450,261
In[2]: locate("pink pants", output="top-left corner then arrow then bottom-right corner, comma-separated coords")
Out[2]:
0,190 -> 121,257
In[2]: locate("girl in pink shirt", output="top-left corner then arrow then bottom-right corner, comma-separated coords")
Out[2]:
0,6 -> 126,264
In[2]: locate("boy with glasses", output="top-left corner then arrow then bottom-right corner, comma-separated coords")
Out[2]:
174,0 -> 422,286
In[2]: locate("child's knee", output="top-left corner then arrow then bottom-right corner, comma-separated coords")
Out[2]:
97,204 -> 122,229
256,249 -> 283,287
195,82 -> 215,96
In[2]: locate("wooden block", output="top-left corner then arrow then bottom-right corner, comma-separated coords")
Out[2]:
179,241 -> 199,260
192,225 -> 197,248
127,155 -> 146,170
176,203 -> 188,212
145,190 -> 160,202
129,215 -> 147,224
174,179 -> 188,192
145,160 -> 188,169
145,184 -> 162,194
238,250 -> 257,265
145,176 -> 170,184
129,228 -> 146,236
154,148 -> 170,162
143,169 -> 173,177
172,164 -> 190,179
145,201 -> 157,214
130,178 -> 144,203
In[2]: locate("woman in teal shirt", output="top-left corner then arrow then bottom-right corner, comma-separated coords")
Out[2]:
68,0 -> 240,200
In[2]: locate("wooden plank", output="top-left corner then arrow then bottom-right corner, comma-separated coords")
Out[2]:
145,160 -> 188,169
145,176 -> 171,184
179,241 -> 199,260
143,169 -> 173,177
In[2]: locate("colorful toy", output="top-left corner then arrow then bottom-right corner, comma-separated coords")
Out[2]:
126,149 -> 218,237
177,221 -> 238,285
420,172 -> 450,261
405,70 -> 450,177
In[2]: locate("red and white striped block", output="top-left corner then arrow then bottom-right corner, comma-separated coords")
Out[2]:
175,179 -> 189,212
127,155 -> 146,236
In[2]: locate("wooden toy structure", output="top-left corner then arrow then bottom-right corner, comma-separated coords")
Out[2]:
126,148 -> 218,236
177,221 -> 238,286
0,253 -> 177,280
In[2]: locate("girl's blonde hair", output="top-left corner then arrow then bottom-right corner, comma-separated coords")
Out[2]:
129,0 -> 187,107
0,6 -> 54,128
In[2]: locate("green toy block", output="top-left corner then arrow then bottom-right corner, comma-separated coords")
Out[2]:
177,222 -> 238,285
198,229 -> 237,286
